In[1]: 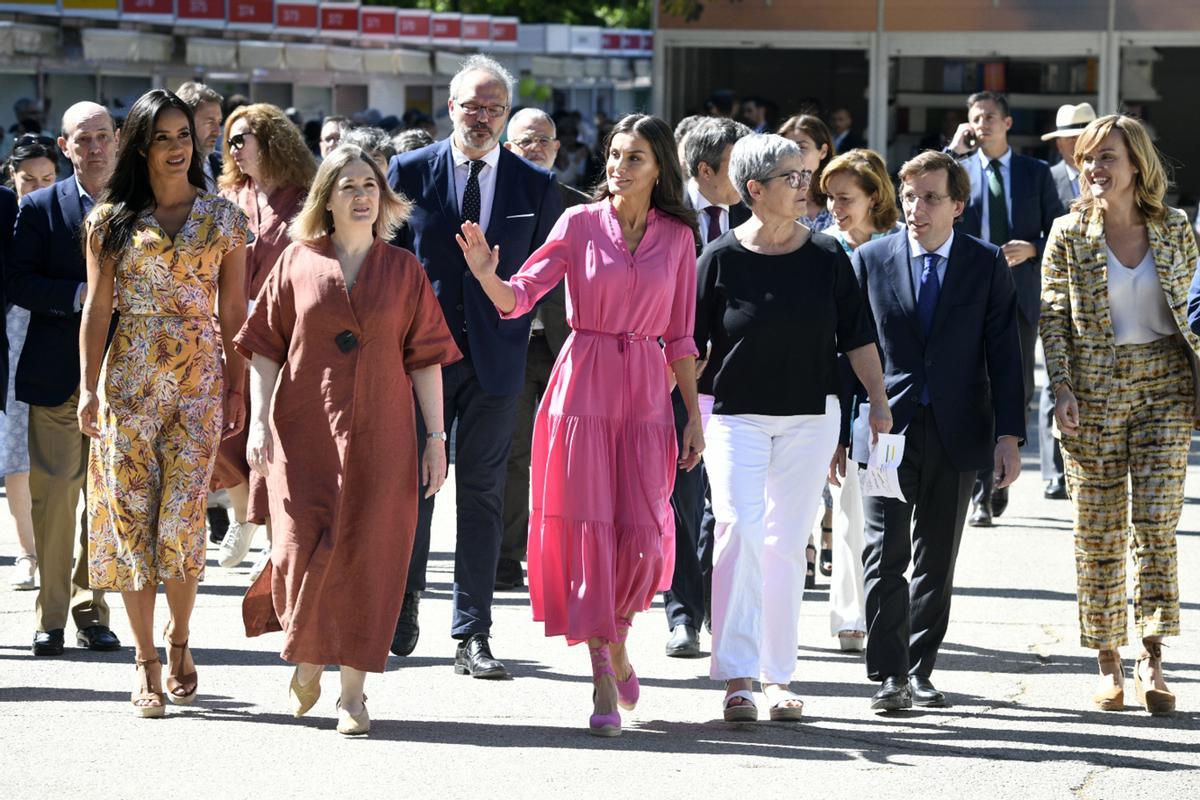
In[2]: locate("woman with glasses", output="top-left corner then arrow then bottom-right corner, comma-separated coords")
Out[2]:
79,89 -> 248,717
212,103 -> 315,577
695,133 -> 890,722
1,134 -> 56,590
777,114 -> 836,232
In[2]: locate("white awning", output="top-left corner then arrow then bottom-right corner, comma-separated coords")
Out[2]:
187,38 -> 238,69
584,57 -> 607,78
633,59 -> 652,78
362,49 -> 395,75
607,58 -> 632,80
284,43 -> 327,72
434,50 -> 463,76
394,48 -> 432,76
529,56 -> 564,78
82,29 -> 173,63
0,22 -> 58,56
239,41 -> 286,71
563,59 -> 585,79
326,46 -> 363,74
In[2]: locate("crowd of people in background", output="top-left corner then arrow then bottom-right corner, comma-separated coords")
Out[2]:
1,53 -> 1195,738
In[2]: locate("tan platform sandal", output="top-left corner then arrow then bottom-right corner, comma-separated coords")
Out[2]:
163,626 -> 198,706
132,656 -> 166,718
1135,642 -> 1175,716
1092,649 -> 1124,711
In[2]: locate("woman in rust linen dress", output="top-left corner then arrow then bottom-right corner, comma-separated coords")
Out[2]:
235,145 -> 460,735
213,103 -> 315,570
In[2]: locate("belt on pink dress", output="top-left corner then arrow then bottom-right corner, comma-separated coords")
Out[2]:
573,329 -> 652,352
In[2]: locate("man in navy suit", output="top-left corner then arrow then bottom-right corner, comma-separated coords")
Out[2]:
947,92 -> 1063,527
850,151 -> 1024,710
664,117 -> 752,659
176,81 -> 225,190
387,55 -> 562,678
7,101 -> 121,657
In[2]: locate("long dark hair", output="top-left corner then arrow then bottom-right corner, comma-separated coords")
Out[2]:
591,113 -> 698,237
91,89 -> 206,271
6,134 -> 58,184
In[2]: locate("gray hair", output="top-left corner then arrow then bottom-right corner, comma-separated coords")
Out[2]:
507,107 -> 555,138
449,54 -> 515,105
684,118 -> 751,179
342,126 -> 396,164
175,81 -> 223,111
729,133 -> 800,207
393,128 -> 434,153
673,114 -> 707,147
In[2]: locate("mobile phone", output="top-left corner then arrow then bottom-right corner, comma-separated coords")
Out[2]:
963,130 -> 977,150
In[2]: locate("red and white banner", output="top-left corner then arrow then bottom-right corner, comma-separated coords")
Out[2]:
461,14 -> 490,45
491,16 -> 518,48
396,9 -> 431,44
431,12 -> 461,46
276,0 -> 318,34
360,7 -> 395,39
227,0 -> 273,29
177,0 -> 225,25
318,1 -> 358,38
120,0 -> 174,22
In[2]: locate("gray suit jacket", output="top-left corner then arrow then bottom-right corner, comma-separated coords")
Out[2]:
536,181 -> 591,357
1049,160 -> 1078,212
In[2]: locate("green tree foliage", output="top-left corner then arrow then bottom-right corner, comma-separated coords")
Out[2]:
362,1 -> 653,29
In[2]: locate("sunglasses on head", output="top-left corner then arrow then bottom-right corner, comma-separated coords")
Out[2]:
15,134 -> 55,148
227,132 -> 253,152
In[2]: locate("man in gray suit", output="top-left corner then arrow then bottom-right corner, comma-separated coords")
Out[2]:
1037,102 -> 1095,501
496,108 -> 588,590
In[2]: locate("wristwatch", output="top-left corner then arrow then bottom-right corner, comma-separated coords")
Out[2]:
426,431 -> 448,441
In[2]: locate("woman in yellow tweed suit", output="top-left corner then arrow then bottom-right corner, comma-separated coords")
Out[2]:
1041,114 -> 1198,716
79,90 -> 248,717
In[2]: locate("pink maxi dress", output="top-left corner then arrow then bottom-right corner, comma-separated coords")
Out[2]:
500,200 -> 698,644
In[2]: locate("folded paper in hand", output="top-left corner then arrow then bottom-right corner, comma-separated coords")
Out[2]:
861,432 -> 906,502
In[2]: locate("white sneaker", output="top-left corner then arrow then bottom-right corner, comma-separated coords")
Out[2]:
248,546 -> 272,582
8,554 -> 36,590
217,521 -> 258,568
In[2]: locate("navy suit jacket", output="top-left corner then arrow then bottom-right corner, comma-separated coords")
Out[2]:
7,177 -> 95,407
955,152 -> 1064,326
851,231 -> 1026,471
388,139 -> 563,396
0,185 -> 16,411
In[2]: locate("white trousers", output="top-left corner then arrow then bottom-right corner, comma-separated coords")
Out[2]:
828,465 -> 867,635
706,397 -> 840,684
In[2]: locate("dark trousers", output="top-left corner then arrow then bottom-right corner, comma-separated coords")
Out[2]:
974,313 -> 1035,506
405,359 -> 519,639
500,334 -> 556,564
863,406 -> 974,681
1038,382 -> 1064,481
663,389 -> 709,630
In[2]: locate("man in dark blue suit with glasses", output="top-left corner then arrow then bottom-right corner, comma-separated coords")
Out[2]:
387,55 -> 562,678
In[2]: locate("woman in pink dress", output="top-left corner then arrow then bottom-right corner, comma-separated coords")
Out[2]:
457,114 -> 703,737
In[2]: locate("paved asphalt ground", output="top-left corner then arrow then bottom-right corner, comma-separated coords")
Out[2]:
1,412 -> 1198,798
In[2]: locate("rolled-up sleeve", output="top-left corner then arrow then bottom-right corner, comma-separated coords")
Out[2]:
664,228 -> 699,363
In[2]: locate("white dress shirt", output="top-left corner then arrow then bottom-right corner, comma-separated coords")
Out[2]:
451,140 -> 501,233
687,179 -> 729,245
977,147 -> 1013,245
908,231 -> 954,302
1107,246 -> 1177,345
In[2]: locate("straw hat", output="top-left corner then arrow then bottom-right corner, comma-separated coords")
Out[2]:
1041,103 -> 1097,141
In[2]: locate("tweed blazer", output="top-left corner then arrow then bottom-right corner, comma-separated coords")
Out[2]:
1040,206 -> 1200,421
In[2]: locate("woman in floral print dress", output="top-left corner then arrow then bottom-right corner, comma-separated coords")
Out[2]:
78,90 -> 248,718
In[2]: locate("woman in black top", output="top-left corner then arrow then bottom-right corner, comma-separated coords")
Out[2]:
696,133 -> 891,722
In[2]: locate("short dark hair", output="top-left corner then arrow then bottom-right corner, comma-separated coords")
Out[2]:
175,81 -> 223,111
684,118 -> 751,179
967,91 -> 1010,118
898,150 -> 972,204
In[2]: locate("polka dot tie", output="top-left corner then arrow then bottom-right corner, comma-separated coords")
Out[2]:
461,160 -> 484,224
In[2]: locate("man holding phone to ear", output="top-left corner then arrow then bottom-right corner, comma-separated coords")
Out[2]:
947,92 -> 1063,528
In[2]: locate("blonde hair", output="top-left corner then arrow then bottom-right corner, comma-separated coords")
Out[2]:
288,145 -> 410,242
820,148 -> 899,231
1072,114 -> 1169,224
219,103 -> 316,192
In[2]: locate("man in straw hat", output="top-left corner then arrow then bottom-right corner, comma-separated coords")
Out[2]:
1038,101 -> 1097,502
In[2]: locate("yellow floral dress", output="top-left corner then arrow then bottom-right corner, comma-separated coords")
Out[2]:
87,192 -> 248,591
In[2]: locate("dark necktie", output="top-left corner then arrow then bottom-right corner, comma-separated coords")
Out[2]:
917,253 -> 941,404
987,159 -> 1009,245
461,160 -> 484,224
704,206 -> 723,244
81,192 -> 94,218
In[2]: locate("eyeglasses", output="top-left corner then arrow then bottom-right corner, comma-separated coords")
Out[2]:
900,191 -> 952,207
227,132 -> 254,152
457,102 -> 509,119
14,134 -> 55,148
759,169 -> 812,189
511,135 -> 554,150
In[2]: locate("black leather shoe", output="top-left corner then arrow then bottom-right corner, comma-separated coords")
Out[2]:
968,503 -> 993,527
871,676 -> 912,711
1044,478 -> 1068,500
454,633 -> 508,679
991,486 -> 1009,517
494,558 -> 525,591
665,624 -> 701,658
77,625 -> 121,651
390,592 -> 420,657
32,629 -> 64,656
909,675 -> 947,707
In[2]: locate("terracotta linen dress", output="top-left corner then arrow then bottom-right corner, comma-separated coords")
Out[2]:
500,201 -> 699,644
211,182 -> 306,526
87,194 -> 248,590
234,237 -> 461,672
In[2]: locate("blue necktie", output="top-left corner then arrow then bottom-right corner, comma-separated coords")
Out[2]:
917,253 -> 940,403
